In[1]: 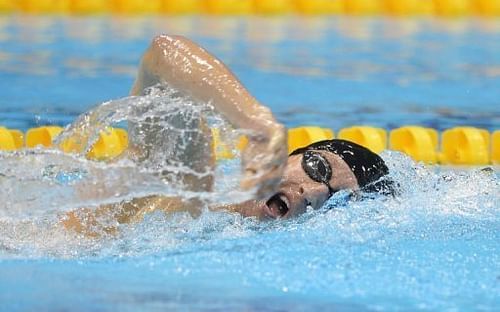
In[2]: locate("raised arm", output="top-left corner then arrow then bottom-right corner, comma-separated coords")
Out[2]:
131,35 -> 287,199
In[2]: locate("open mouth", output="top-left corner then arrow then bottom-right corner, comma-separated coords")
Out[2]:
265,193 -> 290,218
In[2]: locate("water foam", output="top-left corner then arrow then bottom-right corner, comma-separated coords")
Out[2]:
0,85 -> 255,258
0,89 -> 498,260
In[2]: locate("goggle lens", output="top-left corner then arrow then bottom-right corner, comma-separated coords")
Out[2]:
301,151 -> 332,185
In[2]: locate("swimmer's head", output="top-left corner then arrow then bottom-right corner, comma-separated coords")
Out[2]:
259,139 -> 394,219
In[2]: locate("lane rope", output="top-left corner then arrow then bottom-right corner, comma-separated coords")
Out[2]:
0,0 -> 499,16
1,125 -> 499,165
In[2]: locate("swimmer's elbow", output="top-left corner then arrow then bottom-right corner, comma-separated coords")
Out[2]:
150,34 -> 191,52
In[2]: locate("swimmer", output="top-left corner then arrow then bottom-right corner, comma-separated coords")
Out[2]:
62,35 -> 393,235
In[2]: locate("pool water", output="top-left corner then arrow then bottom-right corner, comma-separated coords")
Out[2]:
0,16 -> 499,311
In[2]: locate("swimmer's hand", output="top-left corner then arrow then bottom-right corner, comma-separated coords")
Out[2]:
241,124 -> 288,200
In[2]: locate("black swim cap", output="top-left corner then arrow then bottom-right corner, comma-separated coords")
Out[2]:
290,139 -> 394,194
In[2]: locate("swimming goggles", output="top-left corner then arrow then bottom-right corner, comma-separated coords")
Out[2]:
301,150 -> 335,196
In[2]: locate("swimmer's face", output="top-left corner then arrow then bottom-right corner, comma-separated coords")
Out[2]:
261,150 -> 359,219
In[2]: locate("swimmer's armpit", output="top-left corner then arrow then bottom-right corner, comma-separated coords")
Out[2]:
131,35 -> 288,199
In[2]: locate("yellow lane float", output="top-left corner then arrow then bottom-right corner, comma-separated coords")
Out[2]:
384,0 -> 435,15
472,0 -> 500,16
0,0 -> 15,13
294,0 -> 344,14
1,125 -> 499,165
203,0 -> 254,14
492,130 -> 500,165
210,128 -> 234,160
16,0 -> 70,13
0,127 -> 23,151
110,0 -> 163,14
26,126 -> 64,148
24,126 -> 128,160
439,127 -> 490,165
0,0 -> 499,16
433,0 -> 471,16
86,128 -> 128,160
390,126 -> 438,163
344,0 -> 383,15
338,126 -> 387,154
254,0 -> 291,14
287,126 -> 334,154
70,0 -> 109,14
162,0 -> 201,14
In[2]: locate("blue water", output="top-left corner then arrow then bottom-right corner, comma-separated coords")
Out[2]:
0,16 -> 499,311
1,16 -> 499,131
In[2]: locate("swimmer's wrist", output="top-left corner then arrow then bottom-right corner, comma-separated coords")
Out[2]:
248,123 -> 284,145
267,123 -> 286,142
250,106 -> 284,137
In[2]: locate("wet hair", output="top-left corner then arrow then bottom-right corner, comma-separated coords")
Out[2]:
290,139 -> 395,195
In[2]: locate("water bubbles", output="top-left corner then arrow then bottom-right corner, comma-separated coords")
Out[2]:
42,164 -> 87,185
0,90 -> 498,312
0,84 -> 258,258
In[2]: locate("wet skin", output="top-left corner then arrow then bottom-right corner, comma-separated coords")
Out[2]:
61,35 -> 362,236
63,148 -> 361,237
129,35 -> 358,220
231,150 -> 359,219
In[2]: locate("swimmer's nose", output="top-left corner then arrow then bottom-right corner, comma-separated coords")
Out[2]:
278,182 -> 329,217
